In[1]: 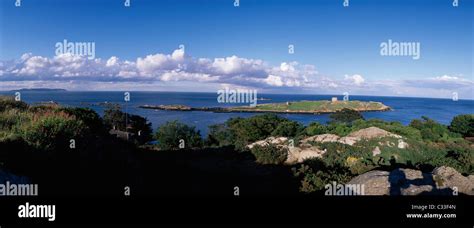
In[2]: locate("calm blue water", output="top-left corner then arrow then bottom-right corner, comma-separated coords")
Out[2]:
1,91 -> 472,136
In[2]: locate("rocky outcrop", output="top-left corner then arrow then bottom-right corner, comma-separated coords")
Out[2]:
247,137 -> 325,164
247,127 -> 410,164
347,127 -> 402,139
347,167 -> 474,195
302,127 -> 408,154
286,146 -> 325,164
300,134 -> 340,144
247,137 -> 289,150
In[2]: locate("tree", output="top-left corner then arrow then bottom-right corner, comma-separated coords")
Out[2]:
271,121 -> 304,137
103,107 -> 153,144
449,114 -> 474,137
226,114 -> 288,149
329,108 -> 364,124
60,107 -> 106,136
103,106 -> 126,130
155,120 -> 202,150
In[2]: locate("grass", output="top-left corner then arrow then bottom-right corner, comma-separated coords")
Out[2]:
235,100 -> 388,113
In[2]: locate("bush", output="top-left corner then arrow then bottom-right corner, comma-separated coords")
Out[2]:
155,120 -> 202,150
0,96 -> 28,112
305,122 -> 327,136
250,144 -> 288,165
271,121 -> 304,137
326,122 -> 352,136
409,116 -> 456,142
60,107 -> 106,136
292,159 -> 353,193
206,123 -> 233,147
21,114 -> 87,153
449,114 -> 474,137
329,108 -> 364,124
209,114 -> 299,150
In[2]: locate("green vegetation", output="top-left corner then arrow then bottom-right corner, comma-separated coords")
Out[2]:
206,114 -> 303,150
449,114 -> 474,137
328,108 -> 365,124
250,144 -> 288,165
155,120 -> 202,150
0,95 -> 471,196
231,100 -> 390,113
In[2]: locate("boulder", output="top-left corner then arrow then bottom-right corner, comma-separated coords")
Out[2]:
397,139 -> 409,149
347,167 -> 473,195
347,170 -> 391,195
432,166 -> 474,195
287,146 -> 325,164
247,137 -> 288,149
338,136 -> 359,146
372,146 -> 381,156
300,134 -> 339,144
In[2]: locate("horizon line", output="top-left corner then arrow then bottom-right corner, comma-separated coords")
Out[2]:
0,89 -> 472,101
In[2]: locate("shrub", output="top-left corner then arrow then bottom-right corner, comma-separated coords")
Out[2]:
206,123 -> 233,147
250,144 -> 288,165
292,159 -> 353,193
21,114 -> 87,153
409,116 -> 456,142
155,120 -> 202,150
271,121 -> 304,137
329,108 -> 364,124
60,107 -> 106,135
209,114 -> 298,150
0,96 -> 28,112
326,122 -> 351,136
305,122 -> 327,136
449,114 -> 474,137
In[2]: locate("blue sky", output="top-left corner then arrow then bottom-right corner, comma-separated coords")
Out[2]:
0,0 -> 473,99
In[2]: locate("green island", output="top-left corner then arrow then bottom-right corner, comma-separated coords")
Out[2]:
139,99 -> 391,114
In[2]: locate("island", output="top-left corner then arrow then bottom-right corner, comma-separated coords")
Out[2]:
11,88 -> 67,92
139,99 -> 391,114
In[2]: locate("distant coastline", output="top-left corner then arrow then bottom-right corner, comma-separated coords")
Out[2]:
10,88 -> 67,92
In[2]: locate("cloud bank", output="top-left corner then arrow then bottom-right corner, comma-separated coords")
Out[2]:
0,49 -> 472,99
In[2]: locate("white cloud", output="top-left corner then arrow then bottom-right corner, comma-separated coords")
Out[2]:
1,50 -> 472,99
264,75 -> 284,87
344,74 -> 365,86
106,56 -> 119,67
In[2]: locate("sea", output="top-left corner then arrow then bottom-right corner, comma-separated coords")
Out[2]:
1,91 -> 472,136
